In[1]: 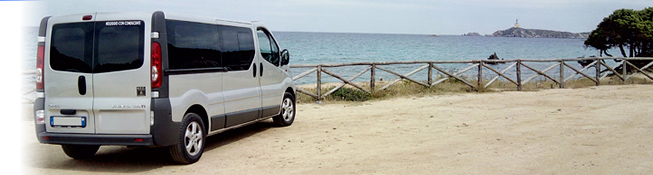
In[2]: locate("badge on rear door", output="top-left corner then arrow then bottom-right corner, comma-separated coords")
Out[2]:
137,86 -> 146,96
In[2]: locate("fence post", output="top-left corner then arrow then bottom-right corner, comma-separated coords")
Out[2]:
316,65 -> 322,102
559,60 -> 565,88
516,60 -> 522,91
370,64 -> 376,93
623,59 -> 628,84
595,59 -> 601,86
427,62 -> 433,87
477,61 -> 483,92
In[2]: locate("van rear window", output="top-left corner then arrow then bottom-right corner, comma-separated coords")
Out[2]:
50,21 -> 144,73
50,22 -> 93,73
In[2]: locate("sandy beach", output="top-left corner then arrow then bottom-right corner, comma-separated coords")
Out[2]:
24,84 -> 653,174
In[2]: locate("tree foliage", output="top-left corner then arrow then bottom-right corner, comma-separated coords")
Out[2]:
585,7 -> 653,57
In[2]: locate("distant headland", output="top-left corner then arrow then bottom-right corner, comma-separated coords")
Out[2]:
464,19 -> 589,39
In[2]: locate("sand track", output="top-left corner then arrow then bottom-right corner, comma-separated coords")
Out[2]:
24,85 -> 653,174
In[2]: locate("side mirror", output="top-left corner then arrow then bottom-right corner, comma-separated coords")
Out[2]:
281,49 -> 290,66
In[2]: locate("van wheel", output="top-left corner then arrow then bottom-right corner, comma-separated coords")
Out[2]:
169,113 -> 206,164
61,144 -> 100,159
274,92 -> 295,127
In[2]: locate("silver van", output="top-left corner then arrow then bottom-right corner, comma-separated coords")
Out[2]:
33,11 -> 296,164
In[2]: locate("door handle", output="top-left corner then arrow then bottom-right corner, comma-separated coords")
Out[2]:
260,63 -> 263,77
253,64 -> 257,78
78,75 -> 87,95
61,109 -> 77,115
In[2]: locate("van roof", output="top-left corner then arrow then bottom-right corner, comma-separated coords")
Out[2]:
47,11 -> 258,27
162,11 -> 254,26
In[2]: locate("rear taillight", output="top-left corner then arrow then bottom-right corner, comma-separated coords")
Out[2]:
35,110 -> 45,124
151,41 -> 162,88
36,44 -> 44,90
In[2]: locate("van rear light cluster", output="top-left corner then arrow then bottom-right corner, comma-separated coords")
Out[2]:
35,110 -> 45,124
36,44 -> 45,90
151,41 -> 162,88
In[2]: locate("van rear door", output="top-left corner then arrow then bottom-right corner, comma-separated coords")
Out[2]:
44,13 -> 150,134
92,13 -> 150,134
45,13 -> 97,134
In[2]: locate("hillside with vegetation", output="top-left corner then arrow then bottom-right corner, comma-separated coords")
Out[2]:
491,27 -> 589,38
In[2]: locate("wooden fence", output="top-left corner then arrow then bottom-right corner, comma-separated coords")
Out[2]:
290,57 -> 653,101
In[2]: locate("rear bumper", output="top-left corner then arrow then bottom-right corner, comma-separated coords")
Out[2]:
33,98 -> 178,147
37,132 -> 154,146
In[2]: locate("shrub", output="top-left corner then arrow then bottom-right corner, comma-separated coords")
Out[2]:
328,87 -> 372,101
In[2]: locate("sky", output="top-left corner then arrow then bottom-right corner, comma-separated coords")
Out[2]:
0,0 -> 651,173
19,0 -> 651,35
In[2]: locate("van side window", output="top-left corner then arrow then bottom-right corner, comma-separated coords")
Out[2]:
220,26 -> 255,71
257,30 -> 280,66
166,20 -> 222,70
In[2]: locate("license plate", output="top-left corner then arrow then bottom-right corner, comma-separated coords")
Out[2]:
50,116 -> 86,127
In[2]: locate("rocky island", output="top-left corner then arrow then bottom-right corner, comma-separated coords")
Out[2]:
490,19 -> 589,39
462,32 -> 482,36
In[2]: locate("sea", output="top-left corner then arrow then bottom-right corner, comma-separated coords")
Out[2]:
21,29 -> 613,102
274,32 -> 598,64
272,32 -> 612,85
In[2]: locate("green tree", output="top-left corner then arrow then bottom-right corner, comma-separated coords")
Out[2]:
585,7 -> 653,57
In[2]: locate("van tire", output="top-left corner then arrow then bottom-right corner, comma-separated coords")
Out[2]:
169,113 -> 206,164
273,92 -> 295,127
61,144 -> 100,159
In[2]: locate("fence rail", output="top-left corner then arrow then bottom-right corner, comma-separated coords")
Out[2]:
21,57 -> 653,104
290,57 -> 653,101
